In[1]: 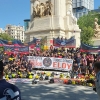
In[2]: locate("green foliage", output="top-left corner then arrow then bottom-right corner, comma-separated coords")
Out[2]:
78,12 -> 100,45
0,33 -> 13,41
78,13 -> 93,28
81,26 -> 94,45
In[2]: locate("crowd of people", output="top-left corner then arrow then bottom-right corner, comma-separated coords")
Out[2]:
0,47 -> 100,77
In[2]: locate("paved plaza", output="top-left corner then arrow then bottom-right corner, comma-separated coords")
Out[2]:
15,83 -> 98,100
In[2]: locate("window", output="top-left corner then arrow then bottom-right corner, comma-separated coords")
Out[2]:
77,2 -> 81,7
75,13 -> 77,18
12,30 -> 13,31
83,12 -> 86,15
79,13 -> 82,17
73,3 -> 77,8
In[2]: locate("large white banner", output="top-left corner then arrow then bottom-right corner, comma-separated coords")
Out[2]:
27,56 -> 73,71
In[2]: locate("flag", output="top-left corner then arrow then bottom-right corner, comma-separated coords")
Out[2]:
40,36 -> 47,51
40,36 -> 47,45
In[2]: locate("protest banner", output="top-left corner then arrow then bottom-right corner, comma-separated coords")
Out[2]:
27,56 -> 73,71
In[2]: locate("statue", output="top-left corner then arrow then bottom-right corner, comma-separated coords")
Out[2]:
94,18 -> 100,38
33,0 -> 40,18
45,1 -> 53,16
72,15 -> 77,25
33,6 -> 36,18
39,3 -> 45,17
33,0 -> 53,18
34,0 -> 40,7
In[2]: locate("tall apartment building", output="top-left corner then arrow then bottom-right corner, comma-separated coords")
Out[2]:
72,0 -> 94,19
24,19 -> 30,31
5,25 -> 25,43
0,28 -> 5,33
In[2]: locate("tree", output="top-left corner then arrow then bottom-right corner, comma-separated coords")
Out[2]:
0,33 -> 13,41
78,12 -> 100,45
81,26 -> 94,44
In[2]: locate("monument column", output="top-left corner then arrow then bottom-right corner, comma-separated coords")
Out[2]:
55,0 -> 66,17
25,0 -> 81,47
65,0 -> 81,47
66,0 -> 73,15
55,0 -> 60,16
30,0 -> 34,21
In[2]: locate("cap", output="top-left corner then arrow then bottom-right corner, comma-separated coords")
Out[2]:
0,61 -> 4,73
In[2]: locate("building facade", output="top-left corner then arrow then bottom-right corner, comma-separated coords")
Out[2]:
24,19 -> 30,31
5,25 -> 25,43
0,28 -> 5,33
72,0 -> 94,19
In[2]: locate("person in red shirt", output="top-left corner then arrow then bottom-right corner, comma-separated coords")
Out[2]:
81,54 -> 87,66
88,54 -> 94,64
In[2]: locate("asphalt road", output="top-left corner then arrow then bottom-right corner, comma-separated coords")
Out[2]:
15,83 -> 98,100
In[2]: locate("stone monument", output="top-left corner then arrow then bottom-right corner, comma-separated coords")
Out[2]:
93,18 -> 100,46
94,18 -> 100,38
25,0 -> 81,47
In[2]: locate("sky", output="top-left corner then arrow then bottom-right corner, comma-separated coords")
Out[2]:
0,0 -> 100,29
